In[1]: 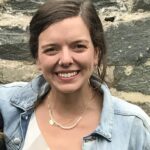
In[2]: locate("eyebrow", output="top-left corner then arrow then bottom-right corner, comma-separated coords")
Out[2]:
41,43 -> 58,49
72,40 -> 89,44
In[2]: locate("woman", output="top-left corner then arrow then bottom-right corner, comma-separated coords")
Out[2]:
0,0 -> 150,150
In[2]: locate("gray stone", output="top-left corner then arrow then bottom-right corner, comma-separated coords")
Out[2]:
2,0 -> 46,14
95,0 -> 150,12
0,26 -> 32,61
0,26 -> 28,44
114,65 -> 150,95
106,17 -> 150,66
0,44 -> 32,61
0,61 -> 37,83
94,0 -> 118,10
122,0 -> 150,12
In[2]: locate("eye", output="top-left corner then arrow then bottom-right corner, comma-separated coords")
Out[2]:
43,47 -> 59,55
76,44 -> 86,48
73,43 -> 87,52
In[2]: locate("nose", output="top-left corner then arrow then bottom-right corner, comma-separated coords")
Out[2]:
59,47 -> 73,67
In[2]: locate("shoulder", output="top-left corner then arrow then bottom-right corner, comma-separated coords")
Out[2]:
112,96 -> 150,148
0,75 -> 48,110
0,82 -> 28,101
112,96 -> 150,130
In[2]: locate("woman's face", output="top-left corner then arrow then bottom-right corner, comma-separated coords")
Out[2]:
37,16 -> 98,94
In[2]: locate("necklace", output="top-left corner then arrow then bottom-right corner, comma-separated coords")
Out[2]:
48,104 -> 84,130
47,92 -> 95,130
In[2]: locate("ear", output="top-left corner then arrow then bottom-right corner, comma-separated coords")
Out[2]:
94,47 -> 99,65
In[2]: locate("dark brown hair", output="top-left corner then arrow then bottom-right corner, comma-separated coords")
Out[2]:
0,132 -> 6,150
0,113 -> 5,150
29,0 -> 107,82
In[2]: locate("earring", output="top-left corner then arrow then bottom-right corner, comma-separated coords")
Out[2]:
97,66 -> 101,75
88,78 -> 91,86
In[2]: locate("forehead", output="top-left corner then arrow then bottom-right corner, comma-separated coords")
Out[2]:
38,16 -> 91,43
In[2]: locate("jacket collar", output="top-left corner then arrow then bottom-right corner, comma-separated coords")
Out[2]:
90,77 -> 114,141
95,85 -> 114,141
10,75 -> 50,111
10,74 -> 114,141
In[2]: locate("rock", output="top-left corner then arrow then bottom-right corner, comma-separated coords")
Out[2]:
0,60 -> 38,83
106,17 -> 150,66
123,0 -> 150,12
94,0 -> 118,9
110,88 -> 150,103
0,26 -> 28,44
1,0 -> 46,14
0,26 -> 32,61
114,65 -> 150,95
0,44 -> 32,61
95,0 -> 150,12
0,0 -> 8,5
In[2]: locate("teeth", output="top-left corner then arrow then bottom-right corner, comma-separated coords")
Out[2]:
58,72 -> 78,78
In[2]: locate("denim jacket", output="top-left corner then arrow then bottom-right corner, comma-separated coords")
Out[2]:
0,75 -> 150,150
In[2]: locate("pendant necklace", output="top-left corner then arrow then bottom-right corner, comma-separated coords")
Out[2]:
47,92 -> 95,130
48,104 -> 84,130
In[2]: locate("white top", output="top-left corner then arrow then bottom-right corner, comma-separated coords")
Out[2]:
22,112 -> 50,150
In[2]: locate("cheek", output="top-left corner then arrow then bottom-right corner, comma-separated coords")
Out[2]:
82,51 -> 96,64
36,55 -> 56,71
76,53 -> 95,70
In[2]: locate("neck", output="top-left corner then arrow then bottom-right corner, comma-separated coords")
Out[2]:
47,85 -> 96,118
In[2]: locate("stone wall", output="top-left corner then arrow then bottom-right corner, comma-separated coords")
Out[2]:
0,0 -> 150,115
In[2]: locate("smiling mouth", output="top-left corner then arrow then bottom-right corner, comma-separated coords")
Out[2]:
56,71 -> 79,78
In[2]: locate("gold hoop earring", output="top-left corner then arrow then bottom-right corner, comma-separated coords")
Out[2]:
96,66 -> 103,83
97,66 -> 101,75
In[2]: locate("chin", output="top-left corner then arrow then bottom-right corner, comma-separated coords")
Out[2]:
53,83 -> 84,94
58,86 -> 80,94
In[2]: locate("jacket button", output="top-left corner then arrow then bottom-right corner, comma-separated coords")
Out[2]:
22,115 -> 28,120
25,116 -> 28,120
13,137 -> 21,145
